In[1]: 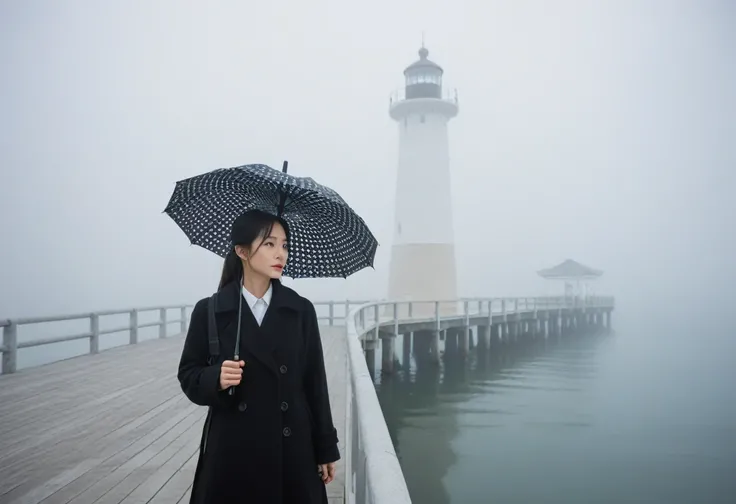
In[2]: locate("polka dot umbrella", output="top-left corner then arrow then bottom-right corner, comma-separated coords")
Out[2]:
163,161 -> 378,279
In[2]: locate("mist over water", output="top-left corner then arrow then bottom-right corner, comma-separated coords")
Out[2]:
376,304 -> 736,504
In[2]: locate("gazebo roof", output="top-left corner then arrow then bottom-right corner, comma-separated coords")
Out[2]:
537,259 -> 603,280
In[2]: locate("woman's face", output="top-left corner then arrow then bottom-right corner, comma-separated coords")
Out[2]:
237,221 -> 289,280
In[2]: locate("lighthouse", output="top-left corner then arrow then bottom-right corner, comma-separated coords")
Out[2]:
387,46 -> 459,313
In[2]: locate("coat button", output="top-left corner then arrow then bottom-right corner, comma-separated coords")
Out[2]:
283,427 -> 291,437
280,401 -> 289,412
279,365 -> 288,374
238,402 -> 247,412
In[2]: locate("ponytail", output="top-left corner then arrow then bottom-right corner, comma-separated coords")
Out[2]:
218,248 -> 243,290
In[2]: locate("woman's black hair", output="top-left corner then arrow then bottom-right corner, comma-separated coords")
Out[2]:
218,210 -> 290,290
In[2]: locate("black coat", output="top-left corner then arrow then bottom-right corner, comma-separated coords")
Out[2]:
177,279 -> 340,504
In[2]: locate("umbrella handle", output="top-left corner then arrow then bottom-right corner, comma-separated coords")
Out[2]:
227,351 -> 239,396
228,276 -> 244,397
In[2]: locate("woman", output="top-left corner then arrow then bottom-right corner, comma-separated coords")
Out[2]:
177,209 -> 340,504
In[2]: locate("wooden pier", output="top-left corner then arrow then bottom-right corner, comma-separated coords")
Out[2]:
356,297 -> 615,375
0,295 -> 614,504
0,325 -> 347,504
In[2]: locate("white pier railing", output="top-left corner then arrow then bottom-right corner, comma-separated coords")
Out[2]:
0,300 -> 367,374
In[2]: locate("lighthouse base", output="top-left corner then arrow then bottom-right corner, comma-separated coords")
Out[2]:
387,243 -> 458,318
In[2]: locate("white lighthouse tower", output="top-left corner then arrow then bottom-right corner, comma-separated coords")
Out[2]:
387,45 -> 459,313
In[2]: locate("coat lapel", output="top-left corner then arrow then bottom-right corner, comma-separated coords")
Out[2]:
260,280 -> 303,354
214,279 -> 301,378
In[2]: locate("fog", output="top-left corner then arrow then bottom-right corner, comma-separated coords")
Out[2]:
1,0 -> 734,323
2,3 -> 736,502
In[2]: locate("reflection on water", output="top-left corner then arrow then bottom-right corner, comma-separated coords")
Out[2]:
375,323 -> 736,504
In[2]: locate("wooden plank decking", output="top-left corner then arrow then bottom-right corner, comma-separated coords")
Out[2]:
0,326 -> 347,504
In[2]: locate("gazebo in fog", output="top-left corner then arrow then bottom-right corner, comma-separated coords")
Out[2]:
537,259 -> 603,302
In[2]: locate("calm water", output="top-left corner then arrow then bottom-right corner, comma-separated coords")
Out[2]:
375,311 -> 736,504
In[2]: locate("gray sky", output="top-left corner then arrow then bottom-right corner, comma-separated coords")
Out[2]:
1,0 -> 734,319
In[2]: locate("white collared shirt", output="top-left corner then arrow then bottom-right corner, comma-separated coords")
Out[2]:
241,284 -> 272,326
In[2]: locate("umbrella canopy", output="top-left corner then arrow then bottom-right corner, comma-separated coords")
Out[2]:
164,162 -> 378,278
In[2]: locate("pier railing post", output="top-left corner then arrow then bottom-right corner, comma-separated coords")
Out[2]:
130,310 -> 138,344
2,322 -> 17,374
329,302 -> 334,326
435,301 -> 441,332
462,301 -> 471,354
487,299 -> 493,324
90,314 -> 100,355
393,302 -> 399,336
159,308 -> 167,339
373,305 -> 380,340
180,306 -> 187,333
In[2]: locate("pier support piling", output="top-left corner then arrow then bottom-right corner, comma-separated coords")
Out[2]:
381,335 -> 396,374
402,332 -> 412,369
